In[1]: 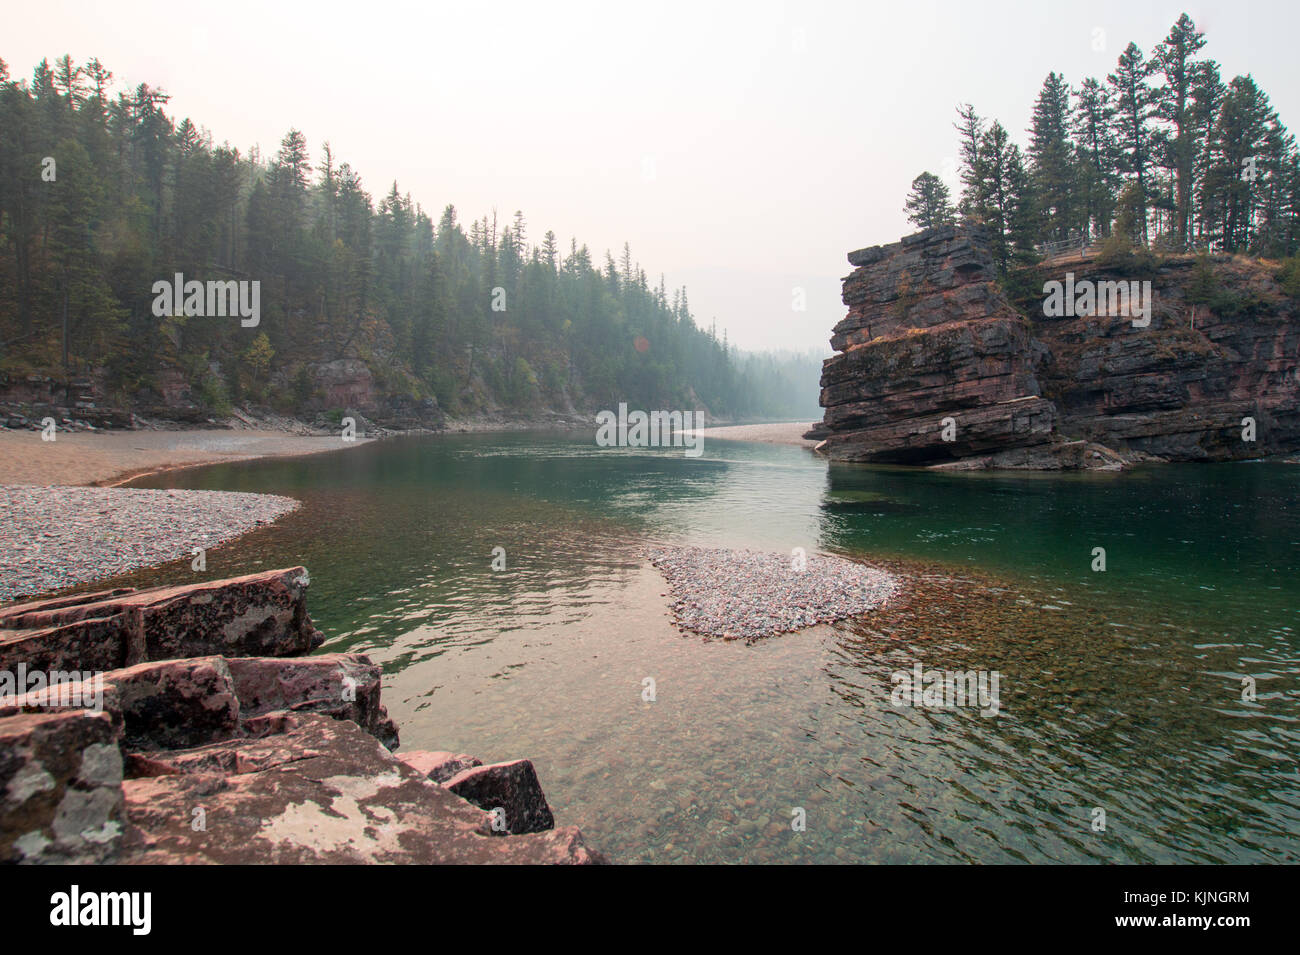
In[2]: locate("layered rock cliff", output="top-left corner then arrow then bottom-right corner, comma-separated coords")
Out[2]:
808,226 -> 1300,468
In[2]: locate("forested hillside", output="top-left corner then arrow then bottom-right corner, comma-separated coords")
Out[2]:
903,13 -> 1300,272
0,55 -> 799,425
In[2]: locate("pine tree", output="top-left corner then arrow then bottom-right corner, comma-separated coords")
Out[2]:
1108,42 -> 1157,245
1028,72 -> 1074,243
903,172 -> 955,229
954,103 -> 988,222
1072,77 -> 1118,238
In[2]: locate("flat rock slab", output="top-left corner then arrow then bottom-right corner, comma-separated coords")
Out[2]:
649,545 -> 899,640
120,714 -> 603,864
0,567 -> 324,669
0,485 -> 301,602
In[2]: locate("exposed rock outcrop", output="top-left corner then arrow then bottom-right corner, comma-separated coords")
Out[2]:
0,568 -> 324,672
119,714 -> 601,864
0,569 -> 604,865
809,226 -> 1300,468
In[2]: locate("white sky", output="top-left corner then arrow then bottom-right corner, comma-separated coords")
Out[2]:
7,0 -> 1299,351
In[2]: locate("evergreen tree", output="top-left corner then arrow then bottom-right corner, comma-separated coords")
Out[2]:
1072,76 -> 1118,238
1150,13 -> 1208,249
1108,42 -> 1157,245
1028,72 -> 1074,242
903,172 -> 955,229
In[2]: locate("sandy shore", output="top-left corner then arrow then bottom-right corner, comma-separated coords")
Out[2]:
690,421 -> 819,447
0,429 -> 371,487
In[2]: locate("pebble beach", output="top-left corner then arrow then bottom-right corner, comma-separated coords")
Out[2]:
0,485 -> 300,602
648,545 -> 899,640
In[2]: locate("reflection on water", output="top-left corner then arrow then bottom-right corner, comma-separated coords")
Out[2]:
116,432 -> 1300,863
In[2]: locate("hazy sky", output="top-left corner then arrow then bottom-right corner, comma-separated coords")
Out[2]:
8,1 -> 1299,351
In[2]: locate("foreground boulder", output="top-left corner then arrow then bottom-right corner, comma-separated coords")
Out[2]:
225,653 -> 398,749
0,568 -> 602,864
0,567 -> 324,672
119,715 -> 602,864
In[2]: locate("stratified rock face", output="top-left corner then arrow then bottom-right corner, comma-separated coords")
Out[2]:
816,227 -> 1057,465
1033,256 -> 1300,461
811,226 -> 1300,467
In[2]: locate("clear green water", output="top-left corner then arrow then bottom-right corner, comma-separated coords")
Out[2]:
125,432 -> 1300,863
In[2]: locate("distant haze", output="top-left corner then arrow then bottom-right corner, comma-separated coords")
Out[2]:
7,0 -> 1298,350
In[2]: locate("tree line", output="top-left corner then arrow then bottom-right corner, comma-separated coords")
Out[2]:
903,13 -> 1299,271
0,55 -> 801,420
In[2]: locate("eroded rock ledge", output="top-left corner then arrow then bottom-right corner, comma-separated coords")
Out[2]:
0,568 -> 605,864
807,226 -> 1300,468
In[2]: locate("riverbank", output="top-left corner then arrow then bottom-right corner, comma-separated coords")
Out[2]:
0,429 -> 371,488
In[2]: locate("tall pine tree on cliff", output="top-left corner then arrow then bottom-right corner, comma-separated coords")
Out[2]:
904,172 -> 955,229
1108,42 -> 1156,245
1151,13 -> 1208,250
1071,77 -> 1118,240
1028,72 -> 1074,243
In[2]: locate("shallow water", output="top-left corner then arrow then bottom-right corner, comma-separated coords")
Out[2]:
120,432 -> 1300,863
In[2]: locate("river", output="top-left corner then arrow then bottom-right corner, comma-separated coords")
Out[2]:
123,431 -> 1300,863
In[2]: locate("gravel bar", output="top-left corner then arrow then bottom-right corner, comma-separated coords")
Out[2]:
0,485 -> 300,602
648,545 -> 899,640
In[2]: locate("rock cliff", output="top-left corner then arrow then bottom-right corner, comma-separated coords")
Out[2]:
808,226 -> 1300,468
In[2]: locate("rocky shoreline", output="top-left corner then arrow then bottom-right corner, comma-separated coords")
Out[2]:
0,567 -> 606,864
